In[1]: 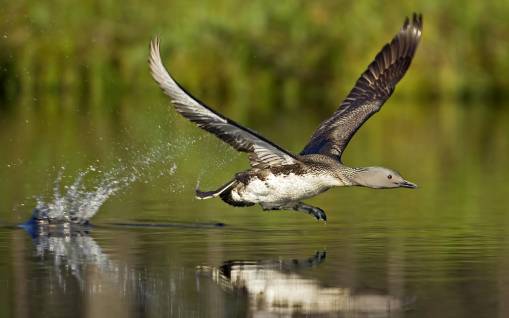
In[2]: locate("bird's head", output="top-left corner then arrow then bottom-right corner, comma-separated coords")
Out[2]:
352,167 -> 417,189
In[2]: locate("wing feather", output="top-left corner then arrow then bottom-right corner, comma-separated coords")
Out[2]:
149,38 -> 298,168
301,14 -> 423,159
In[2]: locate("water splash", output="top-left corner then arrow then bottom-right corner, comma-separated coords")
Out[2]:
31,143 -> 181,225
24,129 -> 229,225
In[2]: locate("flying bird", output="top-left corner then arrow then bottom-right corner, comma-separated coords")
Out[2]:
149,13 -> 423,222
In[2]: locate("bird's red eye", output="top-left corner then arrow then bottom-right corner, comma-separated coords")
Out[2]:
387,175 -> 392,179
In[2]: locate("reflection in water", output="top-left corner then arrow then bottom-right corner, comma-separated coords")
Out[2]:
22,227 -> 166,316
32,229 -> 114,290
20,225 -> 220,317
20,225 -> 408,317
199,252 -> 406,317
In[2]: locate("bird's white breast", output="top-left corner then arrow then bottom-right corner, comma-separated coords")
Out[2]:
232,172 -> 341,204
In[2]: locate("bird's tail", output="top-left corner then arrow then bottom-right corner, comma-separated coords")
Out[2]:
195,179 -> 236,200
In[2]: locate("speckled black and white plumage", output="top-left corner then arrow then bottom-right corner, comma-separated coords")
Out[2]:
149,14 -> 422,222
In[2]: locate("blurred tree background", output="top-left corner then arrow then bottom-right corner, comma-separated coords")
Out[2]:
0,0 -> 508,118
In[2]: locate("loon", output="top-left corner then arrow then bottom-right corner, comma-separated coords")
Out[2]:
149,14 -> 423,222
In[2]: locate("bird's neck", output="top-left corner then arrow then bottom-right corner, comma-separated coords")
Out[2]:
331,165 -> 367,187
335,165 -> 371,187
349,166 -> 384,188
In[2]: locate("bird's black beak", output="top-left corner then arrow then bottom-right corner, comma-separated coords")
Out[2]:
399,180 -> 417,189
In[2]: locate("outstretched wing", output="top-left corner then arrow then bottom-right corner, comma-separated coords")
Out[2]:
149,38 -> 298,168
301,13 -> 423,159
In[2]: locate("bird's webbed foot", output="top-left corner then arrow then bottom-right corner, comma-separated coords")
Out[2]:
292,202 -> 327,222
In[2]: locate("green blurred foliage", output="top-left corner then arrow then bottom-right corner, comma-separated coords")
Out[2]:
0,0 -> 508,114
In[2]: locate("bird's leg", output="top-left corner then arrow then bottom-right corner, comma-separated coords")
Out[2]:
260,202 -> 327,222
292,202 -> 327,222
261,204 -> 285,212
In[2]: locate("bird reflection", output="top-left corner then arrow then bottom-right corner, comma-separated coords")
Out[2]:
19,225 -> 408,317
199,251 -> 405,316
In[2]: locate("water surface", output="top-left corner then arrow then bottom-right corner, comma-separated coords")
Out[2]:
0,98 -> 508,317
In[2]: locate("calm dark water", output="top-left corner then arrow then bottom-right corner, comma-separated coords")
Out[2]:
1,97 -> 509,317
